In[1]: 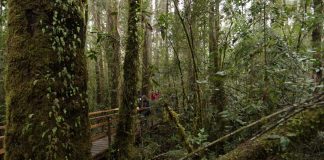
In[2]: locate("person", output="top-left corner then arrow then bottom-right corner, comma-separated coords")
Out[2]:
140,95 -> 151,117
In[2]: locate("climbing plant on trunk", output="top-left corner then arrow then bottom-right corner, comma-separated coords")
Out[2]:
115,0 -> 140,159
5,0 -> 90,159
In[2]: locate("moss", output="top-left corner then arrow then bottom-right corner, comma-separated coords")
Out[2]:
114,0 -> 140,159
217,107 -> 324,160
5,0 -> 90,159
166,106 -> 194,153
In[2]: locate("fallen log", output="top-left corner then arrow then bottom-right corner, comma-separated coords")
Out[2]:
179,94 -> 323,160
217,104 -> 324,160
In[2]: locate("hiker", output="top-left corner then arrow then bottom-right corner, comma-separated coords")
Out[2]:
140,95 -> 151,117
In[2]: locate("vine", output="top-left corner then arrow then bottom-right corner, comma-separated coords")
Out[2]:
37,0 -> 86,159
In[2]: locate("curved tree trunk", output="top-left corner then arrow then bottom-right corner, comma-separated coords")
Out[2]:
5,0 -> 90,159
115,0 -> 140,159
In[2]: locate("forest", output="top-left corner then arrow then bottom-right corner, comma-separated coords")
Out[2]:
0,0 -> 323,160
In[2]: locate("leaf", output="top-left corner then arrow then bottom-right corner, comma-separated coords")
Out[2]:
216,71 -> 226,76
280,136 -> 290,151
267,134 -> 281,139
52,127 -> 57,134
235,119 -> 247,125
28,114 -> 34,119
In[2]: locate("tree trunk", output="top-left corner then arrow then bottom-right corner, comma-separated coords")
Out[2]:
106,0 -> 121,109
209,0 -> 226,154
93,0 -> 105,106
5,0 -> 91,159
0,0 -> 5,105
312,0 -> 323,90
115,0 -> 140,159
142,0 -> 152,97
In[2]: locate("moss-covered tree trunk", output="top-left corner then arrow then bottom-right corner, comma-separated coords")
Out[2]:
0,0 -> 5,106
115,0 -> 140,159
141,0 -> 152,97
93,0 -> 105,106
312,0 -> 323,90
209,0 -> 226,148
5,0 -> 90,159
106,0 -> 121,109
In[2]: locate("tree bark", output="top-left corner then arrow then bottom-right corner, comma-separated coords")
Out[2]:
208,0 -> 226,154
142,0 -> 152,97
106,0 -> 121,109
115,0 -> 140,159
93,0 -> 105,106
5,0 -> 91,159
312,0 -> 323,90
0,0 -> 5,105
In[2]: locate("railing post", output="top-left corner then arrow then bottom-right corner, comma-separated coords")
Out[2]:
107,116 -> 112,147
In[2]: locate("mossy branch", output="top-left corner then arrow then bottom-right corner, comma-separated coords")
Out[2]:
164,104 -> 194,153
180,94 -> 324,160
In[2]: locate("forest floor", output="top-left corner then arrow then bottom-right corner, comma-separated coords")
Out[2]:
134,121 -> 323,160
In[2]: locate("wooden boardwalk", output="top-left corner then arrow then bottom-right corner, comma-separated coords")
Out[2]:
91,136 -> 109,159
0,107 -> 156,159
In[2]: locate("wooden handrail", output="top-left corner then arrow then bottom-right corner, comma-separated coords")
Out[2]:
89,108 -> 119,116
89,113 -> 118,121
0,106 -> 159,156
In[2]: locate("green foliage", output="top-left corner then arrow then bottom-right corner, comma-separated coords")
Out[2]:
189,128 -> 209,146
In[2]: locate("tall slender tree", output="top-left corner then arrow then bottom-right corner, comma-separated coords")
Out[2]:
209,0 -> 226,154
92,0 -> 105,106
115,0 -> 140,159
142,0 -> 153,97
106,0 -> 121,109
312,0 -> 323,89
5,0 -> 90,159
0,0 -> 5,105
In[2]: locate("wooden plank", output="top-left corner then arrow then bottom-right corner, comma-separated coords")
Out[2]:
0,107 -> 160,159
89,113 -> 118,121
91,136 -> 109,159
91,133 -> 107,141
90,121 -> 110,129
89,108 -> 119,116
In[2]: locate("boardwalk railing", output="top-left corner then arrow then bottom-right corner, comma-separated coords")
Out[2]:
0,106 -> 157,158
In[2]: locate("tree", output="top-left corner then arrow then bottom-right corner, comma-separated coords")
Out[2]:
92,0 -> 106,106
0,0 -> 6,105
209,0 -> 226,154
312,0 -> 323,90
106,0 -> 121,109
5,0 -> 90,159
141,0 -> 153,97
115,0 -> 140,159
